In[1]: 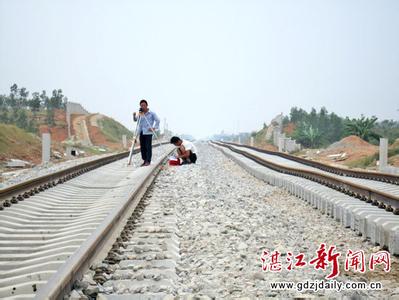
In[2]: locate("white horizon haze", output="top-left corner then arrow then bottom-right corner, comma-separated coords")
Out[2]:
1,0 -> 398,139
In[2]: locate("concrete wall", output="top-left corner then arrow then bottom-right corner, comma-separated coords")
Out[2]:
280,136 -> 301,153
66,102 -> 90,138
269,113 -> 301,153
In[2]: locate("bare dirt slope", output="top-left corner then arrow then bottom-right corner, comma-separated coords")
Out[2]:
71,114 -> 93,146
71,113 -> 132,150
295,135 -> 379,169
325,135 -> 378,163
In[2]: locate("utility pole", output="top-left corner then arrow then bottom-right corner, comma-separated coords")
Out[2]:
163,118 -> 167,141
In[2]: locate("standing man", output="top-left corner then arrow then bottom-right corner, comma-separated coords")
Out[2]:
133,99 -> 160,166
170,136 -> 198,164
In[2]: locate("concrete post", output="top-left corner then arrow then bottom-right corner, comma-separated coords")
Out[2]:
379,138 -> 388,170
122,135 -> 127,149
238,136 -> 241,144
42,133 -> 51,164
66,146 -> 72,159
278,137 -> 284,152
273,130 -> 278,146
250,137 -> 254,147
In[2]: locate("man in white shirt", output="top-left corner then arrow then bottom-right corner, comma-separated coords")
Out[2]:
170,136 -> 197,164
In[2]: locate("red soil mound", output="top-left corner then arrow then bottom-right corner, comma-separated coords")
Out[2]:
328,135 -> 376,150
320,135 -> 378,166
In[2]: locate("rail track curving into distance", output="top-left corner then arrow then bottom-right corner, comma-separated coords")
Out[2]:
212,141 -> 399,214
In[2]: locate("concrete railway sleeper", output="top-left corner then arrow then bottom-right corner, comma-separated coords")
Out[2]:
214,141 -> 399,214
223,141 -> 399,185
212,142 -> 399,255
0,142 -> 169,211
0,144 -> 174,299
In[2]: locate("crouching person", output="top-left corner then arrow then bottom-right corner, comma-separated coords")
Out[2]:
170,136 -> 197,164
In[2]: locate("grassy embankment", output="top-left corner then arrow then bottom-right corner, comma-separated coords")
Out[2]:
0,123 -> 41,163
97,117 -> 133,143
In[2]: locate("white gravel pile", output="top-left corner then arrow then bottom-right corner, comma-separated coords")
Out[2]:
166,144 -> 399,298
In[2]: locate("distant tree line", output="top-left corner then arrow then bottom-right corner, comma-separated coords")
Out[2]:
373,119 -> 399,144
285,107 -> 399,148
0,84 -> 68,133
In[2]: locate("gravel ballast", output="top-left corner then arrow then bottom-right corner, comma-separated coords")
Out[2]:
79,143 -> 398,299
171,143 -> 398,298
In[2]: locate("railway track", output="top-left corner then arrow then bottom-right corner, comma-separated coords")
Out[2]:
211,141 -> 399,255
224,141 -> 399,185
213,141 -> 399,213
1,141 -> 398,299
0,144 -> 174,299
0,143 -> 168,211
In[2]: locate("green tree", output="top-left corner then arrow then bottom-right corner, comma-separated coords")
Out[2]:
50,89 -> 64,109
29,92 -> 42,112
40,90 -> 49,109
318,107 -> 329,133
290,107 -> 308,124
287,106 -> 345,147
10,83 -> 18,97
0,95 -> 5,108
9,108 -> 19,123
0,95 -> 9,123
16,109 -> 28,129
293,122 -> 322,148
373,120 -> 399,144
308,107 -> 318,128
19,87 -> 29,108
46,108 -> 55,126
326,112 -> 344,143
6,84 -> 17,109
282,115 -> 290,126
27,118 -> 38,133
0,110 -> 9,123
344,115 -> 380,142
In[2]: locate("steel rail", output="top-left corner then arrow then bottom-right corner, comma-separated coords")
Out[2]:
0,142 -> 169,209
213,141 -> 399,213
223,141 -> 399,185
33,147 -> 174,300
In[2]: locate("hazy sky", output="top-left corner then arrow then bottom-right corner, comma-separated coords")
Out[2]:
1,0 -> 398,139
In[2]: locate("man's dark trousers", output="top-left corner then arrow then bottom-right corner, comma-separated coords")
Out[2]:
139,132 -> 152,163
